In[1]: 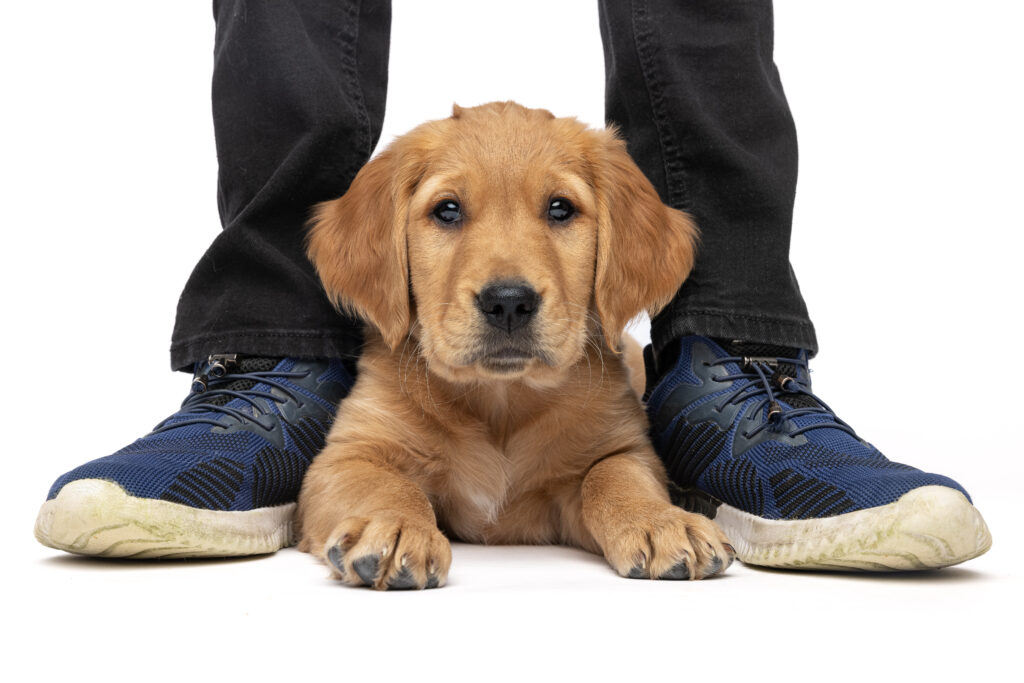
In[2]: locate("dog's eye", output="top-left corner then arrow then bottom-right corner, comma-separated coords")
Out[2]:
432,200 -> 462,225
548,198 -> 575,223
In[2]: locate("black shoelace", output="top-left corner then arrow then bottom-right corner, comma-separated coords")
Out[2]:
151,362 -> 310,434
705,354 -> 858,440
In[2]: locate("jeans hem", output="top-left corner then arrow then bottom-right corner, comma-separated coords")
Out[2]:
169,328 -> 364,371
651,308 -> 818,357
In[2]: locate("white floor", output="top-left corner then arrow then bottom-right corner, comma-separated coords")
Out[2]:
8,488 -> 1019,682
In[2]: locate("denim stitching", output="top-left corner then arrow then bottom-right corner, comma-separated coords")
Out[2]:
336,0 -> 371,185
667,308 -> 819,325
630,0 -> 691,211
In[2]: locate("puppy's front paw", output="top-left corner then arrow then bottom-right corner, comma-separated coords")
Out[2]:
603,504 -> 734,580
319,515 -> 452,590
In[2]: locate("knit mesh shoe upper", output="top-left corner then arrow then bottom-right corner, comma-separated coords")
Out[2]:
47,356 -> 354,512
646,337 -> 970,521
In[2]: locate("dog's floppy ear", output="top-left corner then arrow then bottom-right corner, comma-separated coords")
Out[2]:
592,129 -> 698,351
307,145 -> 420,350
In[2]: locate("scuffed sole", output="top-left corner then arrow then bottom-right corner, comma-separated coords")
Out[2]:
34,479 -> 294,559
715,485 -> 992,571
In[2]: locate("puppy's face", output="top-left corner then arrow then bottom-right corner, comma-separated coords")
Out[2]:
404,106 -> 602,383
308,102 -> 696,385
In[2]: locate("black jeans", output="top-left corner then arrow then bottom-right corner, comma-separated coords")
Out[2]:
170,0 -> 816,371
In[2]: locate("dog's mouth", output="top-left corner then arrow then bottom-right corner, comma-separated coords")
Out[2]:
427,316 -> 578,382
484,348 -> 534,361
468,345 -> 554,374
478,348 -> 533,373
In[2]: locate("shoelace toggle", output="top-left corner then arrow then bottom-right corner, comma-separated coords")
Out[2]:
708,353 -> 859,441
191,354 -> 238,394
153,358 -> 309,434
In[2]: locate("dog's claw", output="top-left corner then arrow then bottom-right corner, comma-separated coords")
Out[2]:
660,559 -> 691,580
326,546 -> 346,575
386,566 -> 418,590
626,549 -> 650,578
627,565 -> 650,579
425,574 -> 440,589
352,555 -> 380,585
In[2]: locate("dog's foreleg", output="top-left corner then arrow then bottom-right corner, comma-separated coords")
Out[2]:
579,450 -> 734,580
296,446 -> 452,590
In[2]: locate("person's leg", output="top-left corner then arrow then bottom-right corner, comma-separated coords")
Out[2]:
599,0 -> 814,357
35,0 -> 390,558
599,0 -> 991,570
170,0 -> 390,369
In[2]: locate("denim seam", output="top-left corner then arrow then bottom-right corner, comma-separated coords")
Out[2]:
630,0 -> 691,211
337,0 -> 371,185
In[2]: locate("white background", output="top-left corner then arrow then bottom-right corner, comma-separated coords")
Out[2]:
2,1 -> 1022,681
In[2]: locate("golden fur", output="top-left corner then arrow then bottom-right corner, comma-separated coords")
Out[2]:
296,102 -> 732,589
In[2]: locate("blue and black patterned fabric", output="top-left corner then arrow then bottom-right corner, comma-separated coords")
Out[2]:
47,356 -> 354,511
647,337 -> 969,520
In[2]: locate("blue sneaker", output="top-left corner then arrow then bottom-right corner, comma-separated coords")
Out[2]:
35,355 -> 354,558
645,337 -> 991,570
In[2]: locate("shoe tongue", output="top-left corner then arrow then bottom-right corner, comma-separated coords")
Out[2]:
236,357 -> 281,374
719,338 -> 798,360
717,338 -> 799,376
202,356 -> 283,407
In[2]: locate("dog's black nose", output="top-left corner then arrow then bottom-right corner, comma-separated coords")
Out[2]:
477,282 -> 539,333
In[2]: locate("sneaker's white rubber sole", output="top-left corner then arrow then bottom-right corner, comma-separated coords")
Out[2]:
714,485 -> 992,571
34,479 -> 295,558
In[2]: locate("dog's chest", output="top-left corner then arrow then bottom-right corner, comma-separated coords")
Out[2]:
440,438 -> 510,534
435,418 -> 582,543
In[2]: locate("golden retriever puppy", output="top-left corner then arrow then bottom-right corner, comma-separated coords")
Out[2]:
296,101 -> 733,589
